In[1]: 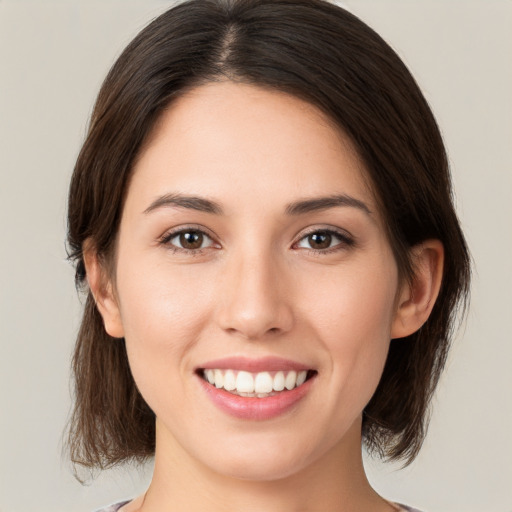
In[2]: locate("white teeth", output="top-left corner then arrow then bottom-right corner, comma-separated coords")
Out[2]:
223,370 -> 236,391
214,369 -> 224,388
273,371 -> 285,391
296,370 -> 307,386
236,371 -> 255,393
205,369 -> 215,385
285,371 -> 297,390
202,368 -> 311,396
254,372 -> 273,394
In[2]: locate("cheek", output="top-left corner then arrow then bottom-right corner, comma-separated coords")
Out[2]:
116,253 -> 216,338
303,260 -> 398,340
113,255 -> 218,407
301,258 -> 398,397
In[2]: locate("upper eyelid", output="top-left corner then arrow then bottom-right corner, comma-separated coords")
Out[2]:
294,225 -> 353,242
161,224 -> 217,241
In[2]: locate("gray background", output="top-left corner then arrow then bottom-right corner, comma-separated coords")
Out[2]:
1,1 -> 511,511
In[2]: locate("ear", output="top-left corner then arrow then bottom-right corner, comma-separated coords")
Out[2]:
83,240 -> 125,338
391,239 -> 444,339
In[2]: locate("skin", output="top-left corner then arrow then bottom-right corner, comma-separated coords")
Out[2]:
86,81 -> 443,511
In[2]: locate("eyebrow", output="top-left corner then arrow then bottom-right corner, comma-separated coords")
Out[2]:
143,192 -> 372,217
285,194 -> 372,216
144,193 -> 223,215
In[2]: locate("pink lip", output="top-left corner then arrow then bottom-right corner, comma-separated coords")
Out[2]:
196,357 -> 316,421
198,377 -> 315,420
198,356 -> 311,373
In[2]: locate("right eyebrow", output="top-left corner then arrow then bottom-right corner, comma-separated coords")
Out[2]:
285,194 -> 372,217
143,193 -> 223,215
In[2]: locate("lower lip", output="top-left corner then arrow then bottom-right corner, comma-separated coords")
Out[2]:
197,374 -> 315,420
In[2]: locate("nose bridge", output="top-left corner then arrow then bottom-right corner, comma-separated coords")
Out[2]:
216,242 -> 293,339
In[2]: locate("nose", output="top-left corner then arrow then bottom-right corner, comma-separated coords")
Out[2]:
216,249 -> 294,340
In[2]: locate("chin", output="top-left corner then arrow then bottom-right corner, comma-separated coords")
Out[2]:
194,433 -> 318,482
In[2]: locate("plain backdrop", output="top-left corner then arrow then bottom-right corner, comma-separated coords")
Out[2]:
1,1 -> 511,511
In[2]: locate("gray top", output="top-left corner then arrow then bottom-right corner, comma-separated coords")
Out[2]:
96,500 -> 423,511
95,502 -> 130,512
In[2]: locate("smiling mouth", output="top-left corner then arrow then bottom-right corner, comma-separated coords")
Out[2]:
198,369 -> 317,398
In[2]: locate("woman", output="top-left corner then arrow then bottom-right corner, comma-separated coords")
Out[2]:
66,0 -> 470,510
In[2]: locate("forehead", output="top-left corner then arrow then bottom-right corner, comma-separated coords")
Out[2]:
129,81 -> 377,216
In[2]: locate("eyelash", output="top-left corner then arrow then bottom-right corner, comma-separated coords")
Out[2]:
158,226 -> 355,255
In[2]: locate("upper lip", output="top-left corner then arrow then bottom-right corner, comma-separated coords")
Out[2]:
197,356 -> 313,373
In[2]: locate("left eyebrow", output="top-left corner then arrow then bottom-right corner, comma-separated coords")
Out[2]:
285,194 -> 372,216
143,193 -> 223,215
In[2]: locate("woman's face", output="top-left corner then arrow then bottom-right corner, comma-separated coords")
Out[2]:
104,81 -> 407,480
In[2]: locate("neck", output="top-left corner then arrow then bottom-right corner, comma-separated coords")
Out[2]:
139,418 -> 392,512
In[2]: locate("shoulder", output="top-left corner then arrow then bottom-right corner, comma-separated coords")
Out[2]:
94,501 -> 131,512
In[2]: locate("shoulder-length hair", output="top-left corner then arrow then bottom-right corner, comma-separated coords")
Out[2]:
67,0 -> 470,470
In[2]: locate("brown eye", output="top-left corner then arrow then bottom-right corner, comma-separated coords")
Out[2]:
179,231 -> 204,249
307,232 -> 332,249
163,228 -> 215,251
296,229 -> 354,252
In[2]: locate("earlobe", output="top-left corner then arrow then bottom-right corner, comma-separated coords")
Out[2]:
391,239 -> 444,339
83,241 -> 125,339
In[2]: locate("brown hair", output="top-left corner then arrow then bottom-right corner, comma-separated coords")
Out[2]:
67,0 -> 470,470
